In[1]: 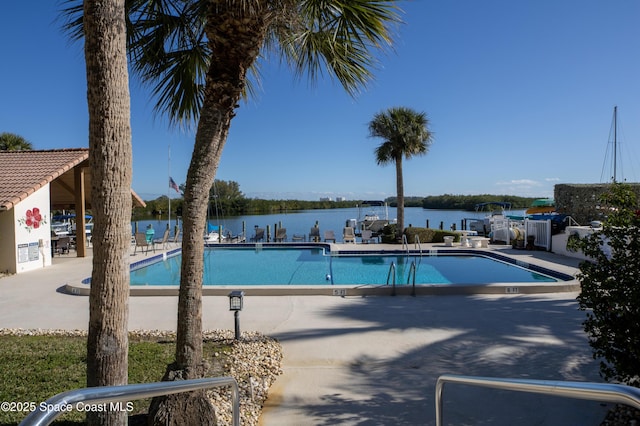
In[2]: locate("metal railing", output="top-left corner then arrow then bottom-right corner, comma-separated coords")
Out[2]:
386,261 -> 397,296
414,234 -> 422,254
435,374 -> 640,426
407,260 -> 417,296
20,377 -> 240,426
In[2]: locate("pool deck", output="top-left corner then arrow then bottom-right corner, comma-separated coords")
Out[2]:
0,242 -> 611,425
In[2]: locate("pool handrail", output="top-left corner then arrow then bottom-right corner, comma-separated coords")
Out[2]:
414,234 -> 422,254
408,260 -> 417,296
435,374 -> 640,426
20,376 -> 239,426
387,261 -> 396,295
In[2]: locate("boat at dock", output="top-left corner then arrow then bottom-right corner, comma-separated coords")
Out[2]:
467,202 -> 512,236
347,200 -> 396,236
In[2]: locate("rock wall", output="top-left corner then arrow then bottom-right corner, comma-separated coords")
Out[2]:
554,183 -> 640,225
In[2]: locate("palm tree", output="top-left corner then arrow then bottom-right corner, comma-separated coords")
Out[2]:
0,132 -> 32,150
63,1 -> 400,422
369,107 -> 433,240
82,0 -> 132,425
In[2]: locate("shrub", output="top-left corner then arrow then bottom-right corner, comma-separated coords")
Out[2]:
380,225 -> 460,244
575,182 -> 640,386
404,226 -> 458,244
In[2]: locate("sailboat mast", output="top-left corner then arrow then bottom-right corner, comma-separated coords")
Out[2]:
613,106 -> 617,183
168,145 -> 171,227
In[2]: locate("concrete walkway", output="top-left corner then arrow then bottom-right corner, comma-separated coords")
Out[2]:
0,245 -> 612,425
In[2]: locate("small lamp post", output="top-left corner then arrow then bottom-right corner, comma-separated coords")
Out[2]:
228,290 -> 245,340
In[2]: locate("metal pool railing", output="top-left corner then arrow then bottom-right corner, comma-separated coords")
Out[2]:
386,261 -> 397,296
435,374 -> 640,426
20,377 -> 239,426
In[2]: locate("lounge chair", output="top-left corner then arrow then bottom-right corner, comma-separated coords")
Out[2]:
154,229 -> 170,250
360,229 -> 376,244
275,228 -> 287,242
171,228 -> 181,247
343,227 -> 356,243
134,232 -> 154,255
308,227 -> 320,242
251,228 -> 265,242
324,230 -> 336,243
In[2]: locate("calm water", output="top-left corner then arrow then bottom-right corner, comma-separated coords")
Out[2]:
133,207 -> 525,240
129,247 -> 557,286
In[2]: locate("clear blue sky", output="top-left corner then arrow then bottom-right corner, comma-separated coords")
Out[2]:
2,1 -> 639,201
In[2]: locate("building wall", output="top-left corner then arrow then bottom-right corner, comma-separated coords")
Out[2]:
12,185 -> 52,273
0,209 -> 17,274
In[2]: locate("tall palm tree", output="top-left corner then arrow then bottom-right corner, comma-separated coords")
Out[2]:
63,1 -> 400,422
0,132 -> 32,150
82,0 -> 132,425
369,107 -> 433,240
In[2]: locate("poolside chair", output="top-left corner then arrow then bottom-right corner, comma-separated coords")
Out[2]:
56,236 -> 71,255
171,228 -> 181,247
360,229 -> 376,244
308,227 -> 320,242
324,230 -> 336,243
154,229 -> 170,250
343,227 -> 356,243
275,228 -> 287,242
251,228 -> 265,242
134,232 -> 154,255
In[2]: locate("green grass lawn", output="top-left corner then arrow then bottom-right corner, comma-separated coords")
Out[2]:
0,334 -> 232,425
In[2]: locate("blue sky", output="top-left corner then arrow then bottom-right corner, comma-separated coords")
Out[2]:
1,1 -> 639,201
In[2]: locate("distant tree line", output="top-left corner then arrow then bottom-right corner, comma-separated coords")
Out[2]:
420,194 -> 537,211
134,181 -> 540,220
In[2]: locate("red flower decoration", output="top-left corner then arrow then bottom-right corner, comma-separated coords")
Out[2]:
19,206 -> 46,232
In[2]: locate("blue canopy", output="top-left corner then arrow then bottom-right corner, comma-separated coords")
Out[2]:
207,222 -> 223,233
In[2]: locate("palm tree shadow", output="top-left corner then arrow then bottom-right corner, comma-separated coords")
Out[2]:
269,294 -> 610,425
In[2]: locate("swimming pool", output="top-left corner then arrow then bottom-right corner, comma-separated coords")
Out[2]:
128,246 -> 566,287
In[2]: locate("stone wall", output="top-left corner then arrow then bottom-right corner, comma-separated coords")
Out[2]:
554,183 -> 640,225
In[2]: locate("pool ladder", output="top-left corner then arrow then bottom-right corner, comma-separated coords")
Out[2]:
402,234 -> 422,257
386,260 -> 417,296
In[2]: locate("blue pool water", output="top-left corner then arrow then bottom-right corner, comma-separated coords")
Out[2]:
129,247 -> 560,286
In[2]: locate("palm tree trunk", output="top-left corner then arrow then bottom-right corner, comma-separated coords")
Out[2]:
83,0 -> 132,425
395,156 -> 405,241
149,3 -> 269,424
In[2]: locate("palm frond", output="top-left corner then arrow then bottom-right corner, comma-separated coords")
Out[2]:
282,0 -> 401,97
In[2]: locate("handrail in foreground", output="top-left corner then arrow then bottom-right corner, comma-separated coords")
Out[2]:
407,261 -> 417,297
386,261 -> 396,296
20,377 -> 239,426
435,374 -> 640,426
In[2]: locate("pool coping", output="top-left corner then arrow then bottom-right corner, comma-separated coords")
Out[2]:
63,244 -> 581,296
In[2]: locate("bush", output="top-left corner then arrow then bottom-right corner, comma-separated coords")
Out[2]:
575,182 -> 640,386
403,226 -> 459,244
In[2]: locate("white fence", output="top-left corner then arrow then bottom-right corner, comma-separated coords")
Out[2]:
490,218 -> 552,251
525,218 -> 551,251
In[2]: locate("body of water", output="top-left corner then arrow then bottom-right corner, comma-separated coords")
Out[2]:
132,206 -> 526,241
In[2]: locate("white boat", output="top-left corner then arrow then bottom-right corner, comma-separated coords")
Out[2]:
348,201 -> 396,234
204,231 -> 225,243
204,223 -> 226,243
467,202 -> 512,236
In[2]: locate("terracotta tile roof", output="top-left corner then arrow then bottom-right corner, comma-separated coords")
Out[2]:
0,148 -> 145,211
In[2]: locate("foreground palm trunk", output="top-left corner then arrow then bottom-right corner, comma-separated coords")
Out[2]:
148,3 -> 269,424
395,156 -> 405,241
83,0 -> 132,425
